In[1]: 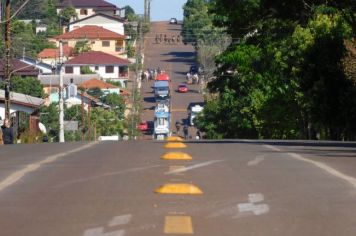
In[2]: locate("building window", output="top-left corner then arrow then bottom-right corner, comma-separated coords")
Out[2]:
65,66 -> 73,74
95,66 -> 99,71
102,41 -> 110,47
80,9 -> 88,15
105,66 -> 114,73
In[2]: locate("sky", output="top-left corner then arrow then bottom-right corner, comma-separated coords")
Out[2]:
108,0 -> 187,21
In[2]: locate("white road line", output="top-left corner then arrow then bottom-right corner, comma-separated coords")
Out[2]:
263,144 -> 281,152
288,152 -> 356,189
247,155 -> 265,166
165,160 -> 224,175
83,228 -> 125,236
248,193 -> 264,203
264,144 -> 356,189
0,142 -> 97,192
54,165 -> 161,188
108,214 -> 132,227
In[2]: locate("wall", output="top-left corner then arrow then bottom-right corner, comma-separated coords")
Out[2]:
69,15 -> 124,35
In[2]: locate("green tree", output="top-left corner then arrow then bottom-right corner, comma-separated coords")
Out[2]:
1,76 -> 45,98
101,93 -> 126,119
182,0 -> 213,44
59,6 -> 77,26
87,87 -> 104,98
74,41 -> 91,55
196,0 -> 356,140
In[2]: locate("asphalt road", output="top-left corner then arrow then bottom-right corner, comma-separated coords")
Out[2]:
140,22 -> 204,139
1,140 -> 356,236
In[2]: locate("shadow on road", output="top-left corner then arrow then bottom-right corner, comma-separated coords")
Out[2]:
143,97 -> 156,103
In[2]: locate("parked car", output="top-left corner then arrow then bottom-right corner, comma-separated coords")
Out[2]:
138,121 -> 148,131
178,84 -> 188,93
169,18 -> 178,24
190,65 -> 203,75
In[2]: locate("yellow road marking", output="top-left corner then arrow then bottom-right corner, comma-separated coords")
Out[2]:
155,183 -> 203,194
171,109 -> 187,112
162,152 -> 192,160
166,136 -> 184,142
165,142 -> 187,149
164,216 -> 193,234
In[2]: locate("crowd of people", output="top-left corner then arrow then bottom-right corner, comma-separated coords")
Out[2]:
175,121 -> 202,140
155,34 -> 181,45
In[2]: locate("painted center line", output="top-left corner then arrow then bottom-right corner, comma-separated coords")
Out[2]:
164,216 -> 193,234
165,160 -> 224,175
0,142 -> 97,193
83,214 -> 131,236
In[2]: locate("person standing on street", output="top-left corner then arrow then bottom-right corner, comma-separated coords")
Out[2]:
2,118 -> 14,144
183,123 -> 189,140
0,125 -> 3,145
175,121 -> 181,135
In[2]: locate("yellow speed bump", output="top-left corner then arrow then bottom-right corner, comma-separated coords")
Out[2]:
161,152 -> 192,160
166,136 -> 183,142
165,142 -> 187,149
155,183 -> 203,195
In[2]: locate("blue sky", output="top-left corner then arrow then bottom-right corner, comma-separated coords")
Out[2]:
108,0 -> 187,21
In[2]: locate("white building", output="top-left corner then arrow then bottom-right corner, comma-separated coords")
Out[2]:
63,51 -> 131,87
68,13 -> 125,35
56,0 -> 122,21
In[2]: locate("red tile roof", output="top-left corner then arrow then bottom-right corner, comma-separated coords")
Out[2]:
38,45 -> 73,59
80,78 -> 118,89
57,0 -> 118,10
0,59 -> 39,77
54,25 -> 125,40
65,51 -> 131,65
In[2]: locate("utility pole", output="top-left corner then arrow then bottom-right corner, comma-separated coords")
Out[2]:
131,18 -> 143,140
144,0 -> 148,22
148,0 -> 151,22
4,0 -> 11,119
58,41 -> 65,143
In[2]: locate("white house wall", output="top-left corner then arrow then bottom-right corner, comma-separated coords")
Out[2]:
69,15 -> 124,35
65,65 -> 119,80
0,104 -> 36,120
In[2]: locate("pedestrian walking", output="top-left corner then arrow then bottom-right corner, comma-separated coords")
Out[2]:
0,125 -> 3,145
183,124 -> 189,140
1,118 -> 14,144
172,35 -> 175,44
196,130 -> 201,140
175,121 -> 181,135
177,35 -> 181,43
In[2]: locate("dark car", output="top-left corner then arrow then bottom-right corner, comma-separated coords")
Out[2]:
190,65 -> 203,75
169,18 -> 178,24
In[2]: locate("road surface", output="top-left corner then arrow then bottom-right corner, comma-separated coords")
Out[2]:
1,140 -> 356,235
140,22 -> 204,139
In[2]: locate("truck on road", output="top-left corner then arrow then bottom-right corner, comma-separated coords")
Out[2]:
154,81 -> 170,103
154,110 -> 171,140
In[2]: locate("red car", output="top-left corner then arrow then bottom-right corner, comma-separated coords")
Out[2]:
138,121 -> 148,131
178,84 -> 188,93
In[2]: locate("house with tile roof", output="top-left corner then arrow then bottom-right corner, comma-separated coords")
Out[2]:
63,51 -> 131,87
52,25 -> 126,56
56,0 -> 122,21
37,45 -> 74,65
0,59 -> 40,80
79,78 -> 121,95
68,13 -> 125,35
